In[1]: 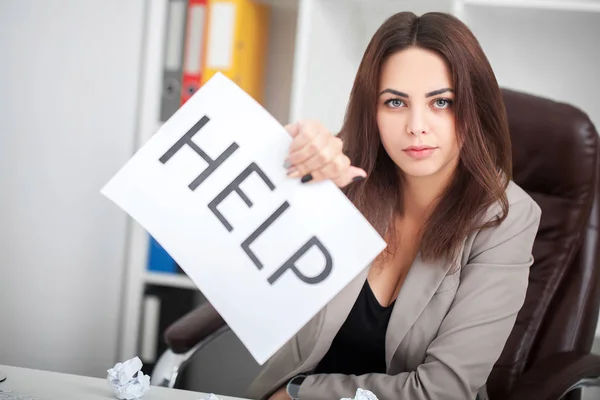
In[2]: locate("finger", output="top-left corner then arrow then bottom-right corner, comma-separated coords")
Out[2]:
304,153 -> 351,183
331,165 -> 368,188
286,134 -> 333,176
301,164 -> 366,186
288,136 -> 342,178
287,121 -> 323,153
283,122 -> 300,138
283,122 -> 301,169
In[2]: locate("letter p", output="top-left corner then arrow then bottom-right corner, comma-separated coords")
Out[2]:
268,237 -> 333,285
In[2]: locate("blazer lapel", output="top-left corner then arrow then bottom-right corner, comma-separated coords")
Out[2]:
296,253 -> 458,372
384,253 -> 453,369
300,266 -> 370,370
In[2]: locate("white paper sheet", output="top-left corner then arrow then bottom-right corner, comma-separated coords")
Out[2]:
101,72 -> 387,365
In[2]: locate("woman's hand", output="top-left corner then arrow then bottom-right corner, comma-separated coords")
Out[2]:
284,121 -> 367,188
268,387 -> 291,400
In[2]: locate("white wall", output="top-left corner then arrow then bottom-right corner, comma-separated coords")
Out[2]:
462,5 -> 600,131
0,0 -> 145,377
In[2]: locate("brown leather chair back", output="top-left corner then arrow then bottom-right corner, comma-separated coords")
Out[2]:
487,89 -> 600,399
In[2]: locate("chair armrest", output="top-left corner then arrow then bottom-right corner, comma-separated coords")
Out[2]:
151,324 -> 229,388
507,351 -> 600,400
164,301 -> 227,354
151,302 -> 229,388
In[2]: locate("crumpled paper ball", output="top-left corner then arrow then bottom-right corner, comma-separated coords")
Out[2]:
107,356 -> 150,399
341,388 -> 380,400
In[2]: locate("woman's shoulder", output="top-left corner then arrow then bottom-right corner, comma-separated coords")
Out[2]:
462,180 -> 542,262
475,180 -> 541,226
497,180 -> 541,222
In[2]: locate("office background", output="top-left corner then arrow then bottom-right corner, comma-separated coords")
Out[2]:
1,0 -> 599,398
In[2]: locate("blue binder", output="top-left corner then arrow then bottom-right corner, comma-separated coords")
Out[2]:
147,236 -> 177,273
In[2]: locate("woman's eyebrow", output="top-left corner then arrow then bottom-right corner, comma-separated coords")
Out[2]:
378,88 -> 454,98
379,88 -> 409,98
425,88 -> 454,97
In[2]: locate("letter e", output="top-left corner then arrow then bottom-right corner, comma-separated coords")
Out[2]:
208,162 -> 275,232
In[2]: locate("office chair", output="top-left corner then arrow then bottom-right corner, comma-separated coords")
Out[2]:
150,89 -> 600,400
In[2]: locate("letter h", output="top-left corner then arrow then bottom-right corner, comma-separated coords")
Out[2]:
159,115 -> 239,190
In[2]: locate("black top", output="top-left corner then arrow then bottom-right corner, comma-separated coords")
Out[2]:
313,280 -> 395,376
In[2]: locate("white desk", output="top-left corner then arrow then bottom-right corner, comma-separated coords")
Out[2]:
0,365 -> 250,400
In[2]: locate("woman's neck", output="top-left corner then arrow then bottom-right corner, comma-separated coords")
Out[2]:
401,168 -> 455,220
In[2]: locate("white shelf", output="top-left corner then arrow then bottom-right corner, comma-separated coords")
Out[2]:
144,271 -> 198,290
464,0 -> 600,12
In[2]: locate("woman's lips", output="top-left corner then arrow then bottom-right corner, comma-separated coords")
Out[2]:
403,146 -> 437,160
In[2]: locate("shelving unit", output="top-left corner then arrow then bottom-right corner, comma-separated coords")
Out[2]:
144,271 -> 197,290
118,0 -> 600,388
118,0 -> 301,369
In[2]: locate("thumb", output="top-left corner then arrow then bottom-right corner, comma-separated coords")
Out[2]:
283,121 -> 301,138
333,166 -> 368,188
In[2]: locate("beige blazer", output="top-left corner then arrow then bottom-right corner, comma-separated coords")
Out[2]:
246,181 -> 541,400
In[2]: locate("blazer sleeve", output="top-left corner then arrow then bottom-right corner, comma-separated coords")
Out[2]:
297,197 -> 542,400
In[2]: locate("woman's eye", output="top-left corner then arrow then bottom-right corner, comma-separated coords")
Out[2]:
433,98 -> 452,109
385,99 -> 404,108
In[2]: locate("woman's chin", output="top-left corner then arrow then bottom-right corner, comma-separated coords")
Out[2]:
398,164 -> 442,179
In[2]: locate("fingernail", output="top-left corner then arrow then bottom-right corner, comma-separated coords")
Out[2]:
352,176 -> 366,183
301,174 -> 313,184
287,168 -> 301,178
284,159 -> 292,169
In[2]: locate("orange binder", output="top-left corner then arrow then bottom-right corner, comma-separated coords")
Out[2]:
180,0 -> 208,105
201,0 -> 270,104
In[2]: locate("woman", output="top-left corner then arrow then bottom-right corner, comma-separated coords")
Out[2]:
247,11 -> 541,400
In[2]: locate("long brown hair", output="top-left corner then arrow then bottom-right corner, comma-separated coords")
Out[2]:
340,12 -> 511,263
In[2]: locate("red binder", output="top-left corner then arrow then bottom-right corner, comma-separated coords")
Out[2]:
180,0 -> 208,105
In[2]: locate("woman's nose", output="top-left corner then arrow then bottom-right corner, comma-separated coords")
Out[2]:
406,109 -> 428,136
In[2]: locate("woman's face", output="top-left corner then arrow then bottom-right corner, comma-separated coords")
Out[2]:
377,47 -> 460,181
